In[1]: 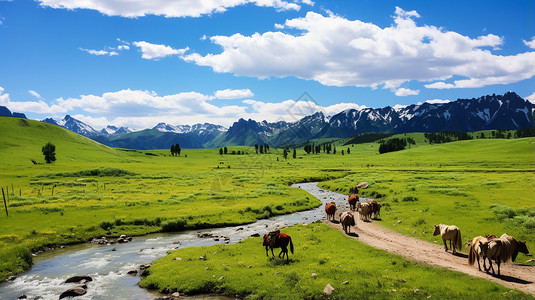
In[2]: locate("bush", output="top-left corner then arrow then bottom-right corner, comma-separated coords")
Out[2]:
402,196 -> 418,202
161,218 -> 187,232
99,220 -> 114,231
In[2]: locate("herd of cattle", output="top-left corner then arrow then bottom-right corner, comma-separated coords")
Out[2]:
324,190 -> 382,235
325,191 -> 531,278
263,185 -> 530,277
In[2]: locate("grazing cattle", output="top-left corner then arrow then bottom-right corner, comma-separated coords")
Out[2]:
356,202 -> 372,222
339,211 -> 356,234
348,195 -> 359,211
485,234 -> 497,240
263,231 -> 294,263
325,202 -> 337,221
480,233 -> 530,276
433,224 -> 462,254
468,236 -> 490,271
349,186 -> 359,194
369,200 -> 381,219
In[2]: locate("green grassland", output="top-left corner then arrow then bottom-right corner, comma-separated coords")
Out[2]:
0,116 -> 534,297
140,222 -> 531,299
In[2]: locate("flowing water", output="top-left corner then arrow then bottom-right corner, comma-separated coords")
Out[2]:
0,182 -> 363,299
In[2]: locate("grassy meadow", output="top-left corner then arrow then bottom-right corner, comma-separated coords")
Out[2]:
0,116 -> 534,297
141,222 -> 531,299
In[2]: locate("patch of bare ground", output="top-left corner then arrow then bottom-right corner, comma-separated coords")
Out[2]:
323,219 -> 535,295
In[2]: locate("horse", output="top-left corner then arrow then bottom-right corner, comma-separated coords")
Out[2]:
468,236 -> 490,271
263,231 -> 294,263
433,224 -> 462,254
480,233 -> 530,276
369,200 -> 381,219
356,202 -> 372,222
348,195 -> 359,211
325,202 -> 337,221
339,211 -> 356,234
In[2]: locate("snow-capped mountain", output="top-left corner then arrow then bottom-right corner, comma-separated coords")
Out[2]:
36,92 -> 534,149
100,125 -> 136,135
153,122 -> 227,135
43,115 -> 99,136
320,91 -> 533,136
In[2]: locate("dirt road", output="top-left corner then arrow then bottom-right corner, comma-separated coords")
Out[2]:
324,219 -> 535,295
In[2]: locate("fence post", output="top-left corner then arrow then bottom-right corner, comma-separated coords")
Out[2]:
2,188 -> 8,216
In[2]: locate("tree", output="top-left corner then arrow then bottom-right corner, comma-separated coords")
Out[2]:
341,150 -> 344,155
219,148 -> 223,155
347,148 -> 350,154
260,145 -> 264,154
170,145 -> 176,156
224,147 -> 228,154
175,144 -> 181,156
42,142 -> 56,163
255,144 -> 259,154
292,149 -> 297,159
283,149 -> 288,159
333,146 -> 336,154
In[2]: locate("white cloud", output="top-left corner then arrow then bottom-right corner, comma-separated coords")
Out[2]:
181,8 -> 535,93
525,92 -> 535,104
214,88 -> 253,99
423,99 -> 450,104
80,48 -> 118,56
117,45 -> 130,50
133,41 -> 188,60
0,87 -> 67,114
36,0 -> 311,18
242,98 -> 366,122
394,88 -> 419,96
29,90 -> 43,99
1,86 -> 369,129
523,37 -> 535,49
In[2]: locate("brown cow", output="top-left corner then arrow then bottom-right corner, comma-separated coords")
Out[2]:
339,211 -> 356,234
369,200 -> 381,219
356,202 -> 372,221
348,195 -> 359,211
325,202 -> 337,221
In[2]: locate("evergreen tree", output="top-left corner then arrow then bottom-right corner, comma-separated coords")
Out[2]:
219,148 -> 223,155
347,148 -> 350,154
224,146 -> 228,154
293,149 -> 297,159
171,145 -> 176,156
42,142 -> 56,163
260,145 -> 264,154
175,144 -> 181,156
341,150 -> 344,155
255,144 -> 259,154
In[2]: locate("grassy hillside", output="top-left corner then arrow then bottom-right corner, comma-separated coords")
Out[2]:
0,116 -> 533,297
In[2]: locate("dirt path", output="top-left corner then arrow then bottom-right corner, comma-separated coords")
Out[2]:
323,219 -> 535,295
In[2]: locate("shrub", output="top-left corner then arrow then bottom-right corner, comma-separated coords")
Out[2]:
99,220 -> 114,231
402,196 -> 418,202
161,218 -> 187,232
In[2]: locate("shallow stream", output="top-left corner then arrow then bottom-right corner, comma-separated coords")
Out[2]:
0,182 -> 363,299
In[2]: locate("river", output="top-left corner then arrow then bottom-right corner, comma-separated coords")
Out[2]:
0,182 -> 362,299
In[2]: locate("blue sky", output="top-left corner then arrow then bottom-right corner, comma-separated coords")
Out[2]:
0,0 -> 534,129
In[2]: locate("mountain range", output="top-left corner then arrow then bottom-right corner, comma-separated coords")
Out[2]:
3,91 -> 533,150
